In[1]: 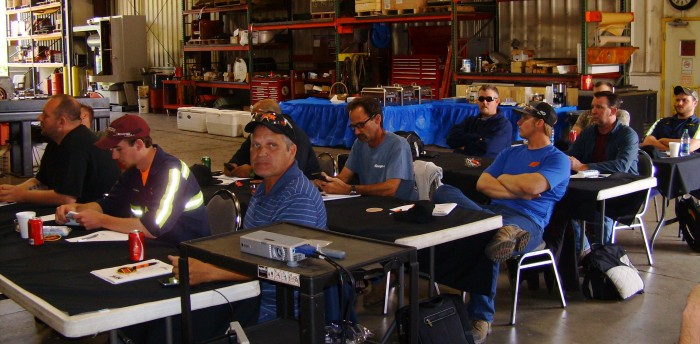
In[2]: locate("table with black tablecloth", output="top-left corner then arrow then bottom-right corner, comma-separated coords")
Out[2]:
649,154 -> 700,250
0,206 -> 259,341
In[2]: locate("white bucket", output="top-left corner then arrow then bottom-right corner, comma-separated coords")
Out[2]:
138,98 -> 149,114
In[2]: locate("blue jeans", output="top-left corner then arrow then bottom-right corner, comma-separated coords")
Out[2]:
434,185 -> 543,322
571,215 -> 614,253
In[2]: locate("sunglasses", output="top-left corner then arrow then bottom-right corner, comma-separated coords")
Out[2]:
348,114 -> 376,130
251,112 -> 293,130
478,96 -> 498,103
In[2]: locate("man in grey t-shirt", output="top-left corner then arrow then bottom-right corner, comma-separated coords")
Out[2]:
316,97 -> 418,200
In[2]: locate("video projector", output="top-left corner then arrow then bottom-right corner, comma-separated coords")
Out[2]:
240,231 -> 309,266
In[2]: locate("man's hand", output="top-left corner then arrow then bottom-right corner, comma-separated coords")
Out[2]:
55,204 -> 79,224
71,209 -> 105,230
316,173 -> 352,194
223,163 -> 237,177
167,255 -> 248,285
230,164 -> 253,178
570,156 -> 588,172
0,184 -> 27,203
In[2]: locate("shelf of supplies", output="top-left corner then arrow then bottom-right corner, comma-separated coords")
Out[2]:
32,32 -> 62,40
251,19 -> 335,31
182,4 -> 247,15
195,81 -> 250,89
184,44 -> 249,52
7,62 -> 63,68
455,72 -> 581,85
7,1 -> 60,14
6,36 -> 32,41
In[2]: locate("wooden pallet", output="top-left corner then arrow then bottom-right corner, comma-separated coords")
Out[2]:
311,12 -> 335,20
356,10 -> 382,17
192,0 -> 246,9
382,7 -> 424,15
426,4 -> 475,12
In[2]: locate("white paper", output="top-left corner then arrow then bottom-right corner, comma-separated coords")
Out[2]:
0,201 -> 15,207
91,259 -> 172,285
67,231 -> 129,243
213,176 -> 249,185
321,193 -> 361,202
40,214 -> 56,222
390,203 -> 457,216
570,173 -> 611,179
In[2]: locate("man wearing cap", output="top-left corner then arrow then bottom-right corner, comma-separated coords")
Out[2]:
224,99 -> 321,179
316,96 -> 419,201
641,86 -> 700,152
568,91 -> 639,253
433,101 -> 570,343
446,85 -> 513,158
55,114 -> 210,244
169,112 -> 345,325
0,94 -> 119,205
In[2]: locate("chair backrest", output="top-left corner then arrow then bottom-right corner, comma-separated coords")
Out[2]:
637,149 -> 654,178
337,153 -> 349,173
317,152 -> 337,177
206,189 -> 242,235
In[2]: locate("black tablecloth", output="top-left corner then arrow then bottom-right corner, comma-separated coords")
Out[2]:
325,196 -> 497,294
420,152 -> 493,204
652,154 -> 700,198
565,172 -> 649,224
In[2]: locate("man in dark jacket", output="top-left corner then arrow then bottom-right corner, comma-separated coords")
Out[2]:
446,85 -> 513,158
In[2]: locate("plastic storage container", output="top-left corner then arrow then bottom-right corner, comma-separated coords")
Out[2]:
177,107 -> 208,133
207,110 -> 240,137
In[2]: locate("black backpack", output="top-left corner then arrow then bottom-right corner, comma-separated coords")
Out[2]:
581,244 -> 644,300
676,196 -> 700,252
395,131 -> 424,159
396,294 -> 475,344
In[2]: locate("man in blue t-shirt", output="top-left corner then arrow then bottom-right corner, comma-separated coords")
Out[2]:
316,96 -> 418,201
642,86 -> 700,152
434,101 -> 570,344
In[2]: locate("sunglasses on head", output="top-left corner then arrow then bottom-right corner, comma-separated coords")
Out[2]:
250,112 -> 293,130
348,114 -> 377,130
478,96 -> 498,103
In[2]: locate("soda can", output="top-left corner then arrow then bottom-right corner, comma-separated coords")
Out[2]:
129,230 -> 145,262
569,130 -> 578,142
201,156 -> 211,171
28,217 -> 44,246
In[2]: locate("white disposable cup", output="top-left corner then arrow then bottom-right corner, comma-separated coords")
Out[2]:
669,142 -> 681,157
16,211 -> 36,239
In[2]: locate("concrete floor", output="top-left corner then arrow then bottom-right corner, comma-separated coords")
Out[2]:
1,111 -> 698,343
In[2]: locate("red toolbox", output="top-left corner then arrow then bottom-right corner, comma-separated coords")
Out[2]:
391,55 -> 443,99
251,77 -> 291,104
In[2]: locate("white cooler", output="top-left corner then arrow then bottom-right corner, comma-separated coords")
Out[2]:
177,107 -> 208,133
207,110 -> 243,137
237,111 -> 253,137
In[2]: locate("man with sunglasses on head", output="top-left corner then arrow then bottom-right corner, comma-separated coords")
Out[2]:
432,101 -> 570,343
223,99 -> 320,179
316,96 -> 418,201
641,86 -> 700,152
446,85 -> 513,158
568,91 -> 639,255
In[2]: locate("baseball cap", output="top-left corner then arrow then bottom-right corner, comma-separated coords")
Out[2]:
94,114 -> 151,150
513,101 -> 557,126
674,86 -> 699,100
244,112 -> 296,141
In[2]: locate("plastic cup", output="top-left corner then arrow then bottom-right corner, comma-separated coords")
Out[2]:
16,211 -> 36,239
669,142 -> 680,157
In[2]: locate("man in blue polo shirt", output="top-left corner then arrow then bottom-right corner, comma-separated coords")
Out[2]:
642,86 -> 700,152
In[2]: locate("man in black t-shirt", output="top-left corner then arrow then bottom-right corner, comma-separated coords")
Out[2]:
0,95 -> 119,205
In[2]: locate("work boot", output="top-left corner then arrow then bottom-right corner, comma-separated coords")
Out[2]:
471,319 -> 492,344
485,225 -> 530,262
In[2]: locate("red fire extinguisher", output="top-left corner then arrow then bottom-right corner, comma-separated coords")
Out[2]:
51,69 -> 63,95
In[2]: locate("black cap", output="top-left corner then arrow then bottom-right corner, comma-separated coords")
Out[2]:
244,112 -> 296,141
674,86 -> 698,101
513,101 -> 557,126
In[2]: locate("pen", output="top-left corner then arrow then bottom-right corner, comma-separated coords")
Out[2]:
77,233 -> 99,242
117,262 -> 157,274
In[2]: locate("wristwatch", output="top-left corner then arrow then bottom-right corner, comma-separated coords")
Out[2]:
349,185 -> 357,195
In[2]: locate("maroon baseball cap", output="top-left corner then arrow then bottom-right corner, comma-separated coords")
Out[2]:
94,114 -> 151,150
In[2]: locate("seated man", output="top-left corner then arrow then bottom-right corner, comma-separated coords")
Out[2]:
446,85 -> 513,158
568,91 -> 639,252
571,81 -> 631,134
0,94 -> 119,205
79,103 -> 94,129
642,86 -> 700,152
224,99 -> 321,179
169,112 -> 347,324
55,114 -> 210,244
316,96 -> 418,201
434,101 -> 570,343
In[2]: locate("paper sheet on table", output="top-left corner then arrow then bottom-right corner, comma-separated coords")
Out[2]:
67,231 -> 129,242
91,259 -> 172,285
322,193 -> 361,202
0,202 -> 14,207
214,175 -> 250,185
570,173 -> 611,179
598,12 -> 634,36
390,203 -> 458,216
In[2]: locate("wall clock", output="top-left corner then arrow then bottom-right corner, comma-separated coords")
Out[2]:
669,0 -> 698,11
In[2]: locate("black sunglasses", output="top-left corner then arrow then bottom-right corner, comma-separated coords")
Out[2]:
348,114 -> 377,130
250,112 -> 293,130
478,96 -> 498,103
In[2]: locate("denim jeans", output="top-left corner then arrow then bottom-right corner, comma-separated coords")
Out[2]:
571,215 -> 614,253
434,185 -> 543,322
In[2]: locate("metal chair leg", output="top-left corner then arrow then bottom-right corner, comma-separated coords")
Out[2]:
383,270 -> 391,315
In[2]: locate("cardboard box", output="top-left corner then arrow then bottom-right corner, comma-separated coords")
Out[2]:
311,0 -> 334,14
510,61 -> 524,73
382,0 -> 427,11
356,0 -> 381,12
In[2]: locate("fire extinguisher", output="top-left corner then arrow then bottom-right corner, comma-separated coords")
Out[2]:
51,68 -> 63,95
